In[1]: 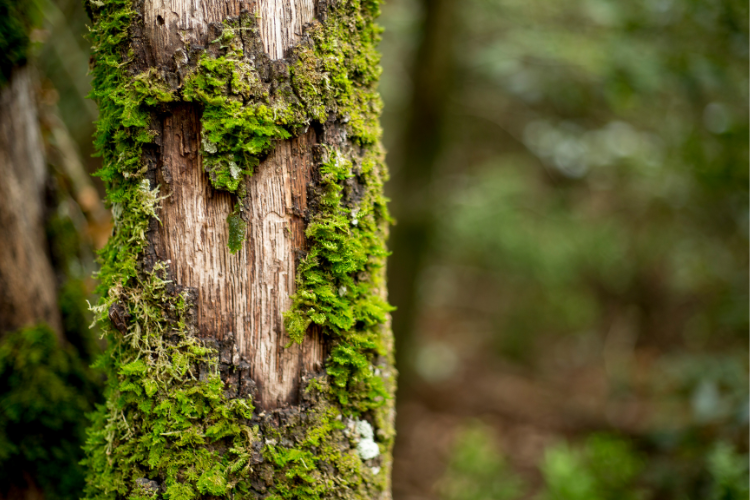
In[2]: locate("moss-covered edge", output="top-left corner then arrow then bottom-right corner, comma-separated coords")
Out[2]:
82,1 -> 395,499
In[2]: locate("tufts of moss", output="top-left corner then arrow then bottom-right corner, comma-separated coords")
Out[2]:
283,147 -> 393,413
84,265 -> 258,500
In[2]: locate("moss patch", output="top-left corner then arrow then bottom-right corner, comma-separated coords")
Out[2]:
284,147 -> 393,414
84,265 -> 258,500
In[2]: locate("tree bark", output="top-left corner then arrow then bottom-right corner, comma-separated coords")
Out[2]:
141,0 -> 335,410
83,1 -> 394,498
151,104 -> 325,409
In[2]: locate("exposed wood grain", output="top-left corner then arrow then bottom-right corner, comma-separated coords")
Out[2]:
256,0 -> 316,59
153,106 -> 324,407
143,1 -> 323,408
143,0 -> 247,68
143,0 -> 314,67
0,67 -> 61,337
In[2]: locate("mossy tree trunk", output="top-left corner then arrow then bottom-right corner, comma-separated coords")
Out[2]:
82,1 -> 395,499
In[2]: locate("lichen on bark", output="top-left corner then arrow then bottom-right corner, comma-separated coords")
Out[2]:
82,1 -> 395,499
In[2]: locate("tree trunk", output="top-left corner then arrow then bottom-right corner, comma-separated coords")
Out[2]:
0,65 -> 62,337
0,49 -> 59,500
387,0 -> 455,383
82,1 -> 395,499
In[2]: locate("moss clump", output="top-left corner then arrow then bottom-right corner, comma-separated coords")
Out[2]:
226,203 -> 247,255
0,324 -> 101,500
256,379 -> 389,500
182,30 -> 294,194
87,0 -> 169,298
84,265 -> 258,500
284,148 -> 393,413
288,3 -> 384,146
83,0 -> 394,498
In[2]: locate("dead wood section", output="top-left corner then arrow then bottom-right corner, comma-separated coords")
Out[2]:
137,0 -> 325,409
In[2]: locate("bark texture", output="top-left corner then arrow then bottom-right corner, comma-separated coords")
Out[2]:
0,66 -> 61,336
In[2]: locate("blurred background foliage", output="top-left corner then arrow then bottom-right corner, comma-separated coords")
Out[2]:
0,324 -> 100,500
0,0 -> 103,498
381,0 -> 748,498
0,0 -> 746,498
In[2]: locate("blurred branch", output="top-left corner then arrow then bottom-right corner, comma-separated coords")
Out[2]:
39,0 -> 97,120
40,97 -> 111,250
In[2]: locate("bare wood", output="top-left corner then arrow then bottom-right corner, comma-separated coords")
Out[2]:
144,0 -> 323,408
0,67 -> 62,336
143,0 -> 315,65
256,0 -> 316,60
143,0 -> 249,67
153,106 -> 324,407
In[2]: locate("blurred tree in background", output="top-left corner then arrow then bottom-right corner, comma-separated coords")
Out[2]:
0,0 -> 103,498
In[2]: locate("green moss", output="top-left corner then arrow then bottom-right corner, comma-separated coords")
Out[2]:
226,203 -> 247,255
284,148 -> 393,413
289,5 -> 384,146
183,37 -> 294,194
83,0 -> 394,498
256,380 -> 390,500
84,265 -> 257,500
87,0 -> 164,297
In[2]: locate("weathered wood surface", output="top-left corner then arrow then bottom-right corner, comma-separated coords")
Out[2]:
144,0 -> 323,408
143,0 -> 315,65
0,67 -> 61,337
